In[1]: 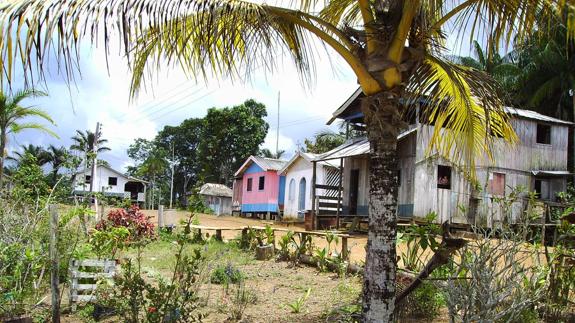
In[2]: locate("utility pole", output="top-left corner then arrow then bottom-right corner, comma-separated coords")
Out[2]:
276,91 -> 280,157
169,141 -> 175,209
89,122 -> 101,217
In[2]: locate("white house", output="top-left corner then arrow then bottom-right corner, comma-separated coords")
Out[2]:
73,164 -> 147,204
278,151 -> 340,220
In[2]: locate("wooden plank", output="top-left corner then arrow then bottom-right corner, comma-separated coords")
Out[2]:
316,209 -> 340,215
50,205 -> 60,323
70,271 -> 115,279
318,202 -> 341,208
316,195 -> 340,201
315,184 -> 340,190
76,284 -> 98,291
74,259 -> 117,267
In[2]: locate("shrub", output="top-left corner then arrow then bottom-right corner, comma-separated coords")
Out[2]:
399,281 -> 445,319
95,205 -> 155,242
210,263 -> 244,285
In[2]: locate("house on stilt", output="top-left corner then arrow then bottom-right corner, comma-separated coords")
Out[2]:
311,88 -> 573,229
277,151 -> 340,220
233,156 -> 288,219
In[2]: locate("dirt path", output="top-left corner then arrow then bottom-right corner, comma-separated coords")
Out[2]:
142,209 -> 370,264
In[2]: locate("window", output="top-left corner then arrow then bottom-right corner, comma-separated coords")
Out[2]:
288,179 -> 296,201
534,179 -> 550,200
108,177 -> 118,186
85,175 -> 91,184
488,172 -> 506,195
247,178 -> 253,191
536,124 -> 551,144
258,176 -> 265,190
437,165 -> 452,189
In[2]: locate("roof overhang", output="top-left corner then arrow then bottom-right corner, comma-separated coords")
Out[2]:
531,170 -> 573,177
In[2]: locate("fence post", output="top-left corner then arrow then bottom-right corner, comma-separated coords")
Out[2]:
158,205 -> 164,228
49,205 -> 60,323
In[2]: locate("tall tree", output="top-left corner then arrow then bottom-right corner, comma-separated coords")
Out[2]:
259,148 -> 286,159
155,118 -> 204,204
304,129 -> 346,154
1,1 -> 569,320
8,144 -> 51,167
46,145 -> 69,185
0,89 -> 54,187
451,40 -> 521,102
70,129 -> 111,155
198,100 -> 268,185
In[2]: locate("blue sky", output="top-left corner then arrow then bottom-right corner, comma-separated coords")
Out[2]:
6,22 -> 474,172
7,44 -> 359,171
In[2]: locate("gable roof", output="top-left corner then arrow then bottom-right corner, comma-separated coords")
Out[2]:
199,183 -> 233,197
329,87 -> 574,126
314,127 -> 417,161
77,164 -> 148,183
234,155 -> 288,177
278,151 -> 340,174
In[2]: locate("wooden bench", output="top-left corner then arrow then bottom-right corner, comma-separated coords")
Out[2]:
189,225 -> 244,241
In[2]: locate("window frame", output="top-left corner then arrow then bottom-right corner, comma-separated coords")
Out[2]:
85,175 -> 91,184
108,177 -> 118,186
536,123 -> 551,145
246,178 -> 253,192
437,165 -> 452,190
258,176 -> 265,191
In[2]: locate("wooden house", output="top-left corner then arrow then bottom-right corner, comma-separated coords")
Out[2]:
277,151 -> 340,220
199,183 -> 233,216
233,156 -> 288,218
73,164 -> 147,204
313,88 -> 574,228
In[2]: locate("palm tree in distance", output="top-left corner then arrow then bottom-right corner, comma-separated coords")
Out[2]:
0,1 -> 571,320
0,88 -> 54,187
47,145 -> 69,185
259,148 -> 286,159
7,144 -> 51,167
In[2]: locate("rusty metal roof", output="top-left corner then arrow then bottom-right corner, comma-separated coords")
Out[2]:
199,183 -> 233,197
314,128 -> 417,161
505,107 -> 573,126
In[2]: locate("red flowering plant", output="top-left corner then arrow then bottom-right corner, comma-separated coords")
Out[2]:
91,206 -> 156,258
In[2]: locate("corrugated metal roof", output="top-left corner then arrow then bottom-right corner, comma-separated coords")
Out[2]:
278,151 -> 341,174
505,107 -> 573,125
234,155 -> 288,177
251,156 -> 288,171
199,183 -> 233,197
531,170 -> 573,177
314,128 -> 417,161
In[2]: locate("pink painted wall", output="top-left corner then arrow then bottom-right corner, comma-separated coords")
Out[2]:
242,171 -> 280,205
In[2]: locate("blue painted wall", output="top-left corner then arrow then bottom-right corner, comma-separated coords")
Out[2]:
241,203 -> 278,213
278,176 -> 286,205
245,162 -> 264,174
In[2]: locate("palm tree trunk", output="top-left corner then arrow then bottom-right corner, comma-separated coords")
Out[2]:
361,91 -> 402,322
0,129 -> 7,188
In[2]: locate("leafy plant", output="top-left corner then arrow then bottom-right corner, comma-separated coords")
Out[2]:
397,282 -> 445,319
285,288 -> 311,314
96,214 -> 205,322
89,226 -> 130,259
210,263 -> 244,285
95,205 -> 156,242
227,281 -> 257,320
314,248 -> 329,272
277,231 -> 294,261
397,212 -> 441,272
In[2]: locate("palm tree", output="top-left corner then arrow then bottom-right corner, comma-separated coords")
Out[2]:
0,89 -> 54,187
8,144 -> 51,166
0,1 -> 566,320
46,145 -> 69,184
259,148 -> 286,159
451,40 -> 521,102
70,129 -> 111,155
304,129 -> 346,154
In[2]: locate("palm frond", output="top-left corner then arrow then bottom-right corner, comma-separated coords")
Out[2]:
8,122 -> 59,138
9,107 -> 55,124
407,55 -> 517,176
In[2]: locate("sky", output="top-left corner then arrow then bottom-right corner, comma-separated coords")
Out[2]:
5,17 -> 474,173
6,42 -> 359,171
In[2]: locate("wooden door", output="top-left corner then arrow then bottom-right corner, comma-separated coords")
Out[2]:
349,169 -> 359,214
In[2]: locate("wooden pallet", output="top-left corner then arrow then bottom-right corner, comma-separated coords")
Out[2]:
69,259 -> 117,311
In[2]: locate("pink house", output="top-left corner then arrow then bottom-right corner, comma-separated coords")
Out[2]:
233,156 -> 287,217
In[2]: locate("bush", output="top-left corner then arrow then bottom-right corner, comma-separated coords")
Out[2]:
402,282 -> 445,319
95,205 -> 155,241
210,263 -> 244,285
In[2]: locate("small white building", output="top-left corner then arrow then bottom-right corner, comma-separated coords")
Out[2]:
278,151 -> 340,220
73,164 -> 147,204
199,183 -> 233,216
